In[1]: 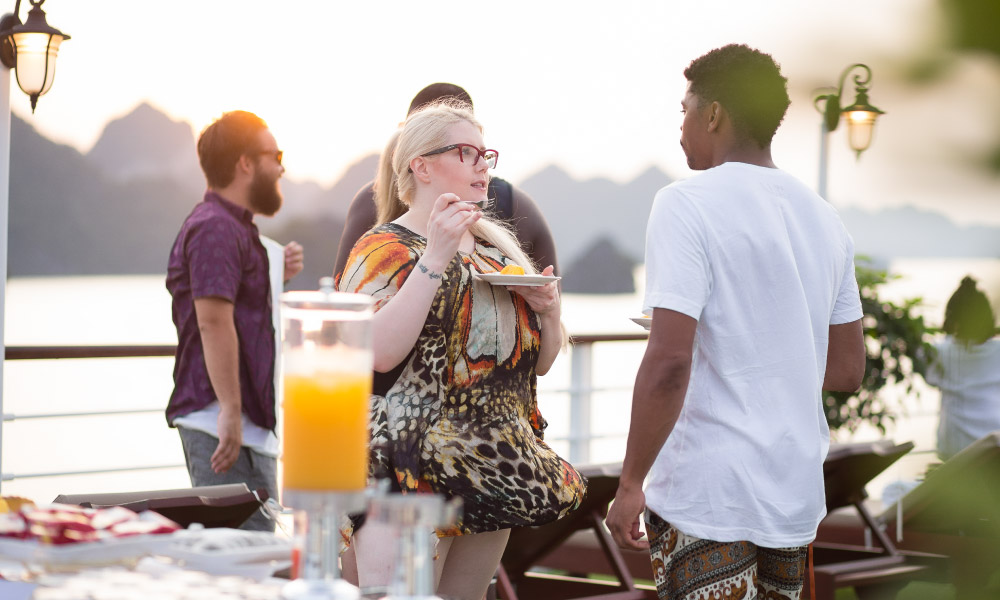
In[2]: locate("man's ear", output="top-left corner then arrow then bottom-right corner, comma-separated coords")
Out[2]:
410,156 -> 432,183
236,153 -> 255,177
707,101 -> 723,133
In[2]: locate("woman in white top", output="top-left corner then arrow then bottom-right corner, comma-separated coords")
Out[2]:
927,276 -> 1000,460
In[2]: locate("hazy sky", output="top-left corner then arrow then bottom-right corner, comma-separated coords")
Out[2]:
13,0 -> 1000,225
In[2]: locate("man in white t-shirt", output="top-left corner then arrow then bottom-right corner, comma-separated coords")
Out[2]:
605,44 -> 865,600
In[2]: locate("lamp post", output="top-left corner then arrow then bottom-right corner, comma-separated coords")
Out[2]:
0,0 -> 70,112
0,0 -> 69,493
814,63 -> 885,199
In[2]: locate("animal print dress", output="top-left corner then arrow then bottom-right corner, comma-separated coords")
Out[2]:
340,223 -> 586,535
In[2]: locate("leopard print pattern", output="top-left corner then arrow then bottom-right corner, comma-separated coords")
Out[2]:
341,223 -> 586,535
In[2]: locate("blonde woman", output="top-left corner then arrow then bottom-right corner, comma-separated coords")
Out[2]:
339,103 -> 585,598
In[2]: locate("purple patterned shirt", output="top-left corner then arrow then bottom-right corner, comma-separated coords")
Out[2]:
165,191 -> 276,430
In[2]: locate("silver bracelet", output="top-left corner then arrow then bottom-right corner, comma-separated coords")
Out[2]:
417,262 -> 443,280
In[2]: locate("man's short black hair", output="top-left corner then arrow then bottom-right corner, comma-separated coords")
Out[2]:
407,83 -> 473,115
684,44 -> 790,147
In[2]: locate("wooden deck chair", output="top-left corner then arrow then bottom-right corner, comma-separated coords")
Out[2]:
809,440 -> 957,600
497,463 -> 656,600
882,431 -> 1000,537
875,432 -> 1000,598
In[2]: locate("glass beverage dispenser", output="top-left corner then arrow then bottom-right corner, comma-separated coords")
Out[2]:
280,285 -> 373,600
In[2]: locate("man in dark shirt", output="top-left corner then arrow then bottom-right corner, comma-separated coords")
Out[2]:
332,83 -> 559,280
166,110 -> 303,531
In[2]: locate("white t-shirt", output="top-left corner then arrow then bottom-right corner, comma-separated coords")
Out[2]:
173,401 -> 280,457
926,336 -> 1000,460
642,162 -> 863,548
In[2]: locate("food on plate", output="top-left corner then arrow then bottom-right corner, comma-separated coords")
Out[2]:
500,264 -> 525,275
0,496 -> 35,513
26,504 -> 97,544
0,511 -> 27,538
0,499 -> 180,544
107,511 -> 181,538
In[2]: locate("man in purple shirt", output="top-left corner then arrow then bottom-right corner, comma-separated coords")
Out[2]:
166,110 -> 303,531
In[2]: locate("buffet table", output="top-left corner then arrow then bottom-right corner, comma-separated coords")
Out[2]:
3,556 -> 288,600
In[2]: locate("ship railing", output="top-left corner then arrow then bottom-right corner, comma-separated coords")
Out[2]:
0,334 -> 648,487
1,337 -> 946,489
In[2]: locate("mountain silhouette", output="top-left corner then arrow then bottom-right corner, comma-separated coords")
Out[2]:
8,102 -> 1000,290
840,205 -> 1000,258
9,115 -> 194,275
312,154 -> 380,222
263,214 -> 346,292
520,165 -> 671,267
86,102 -> 202,186
562,236 -> 638,294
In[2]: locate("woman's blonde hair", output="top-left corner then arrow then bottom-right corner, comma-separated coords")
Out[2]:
373,102 -> 537,274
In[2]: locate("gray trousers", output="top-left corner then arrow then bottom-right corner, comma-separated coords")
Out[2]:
177,426 -> 278,532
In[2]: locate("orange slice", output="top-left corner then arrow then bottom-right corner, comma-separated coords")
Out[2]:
0,496 -> 35,513
500,265 -> 525,275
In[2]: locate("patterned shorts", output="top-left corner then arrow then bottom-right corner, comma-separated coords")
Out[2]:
645,510 -> 808,600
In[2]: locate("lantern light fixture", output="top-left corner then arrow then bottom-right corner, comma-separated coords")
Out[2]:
814,63 -> 885,159
0,0 -> 70,113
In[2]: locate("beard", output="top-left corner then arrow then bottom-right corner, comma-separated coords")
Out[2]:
248,169 -> 283,216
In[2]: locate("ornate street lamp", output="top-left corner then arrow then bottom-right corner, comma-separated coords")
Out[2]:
814,63 -> 885,199
0,0 -> 70,112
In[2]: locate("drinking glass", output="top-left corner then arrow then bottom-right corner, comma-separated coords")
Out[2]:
367,494 -> 461,600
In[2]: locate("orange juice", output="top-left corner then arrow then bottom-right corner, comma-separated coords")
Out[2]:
282,371 -> 371,491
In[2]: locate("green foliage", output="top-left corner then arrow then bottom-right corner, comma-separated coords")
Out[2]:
823,260 -> 937,434
942,0 -> 1000,56
988,143 -> 1000,174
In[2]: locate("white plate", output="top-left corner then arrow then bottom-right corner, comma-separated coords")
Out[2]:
0,533 -> 177,567
630,316 -> 652,330
474,273 -> 561,287
161,528 -> 293,567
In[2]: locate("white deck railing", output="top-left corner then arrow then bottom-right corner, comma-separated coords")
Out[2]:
0,334 -> 647,490
2,336 -> 943,503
